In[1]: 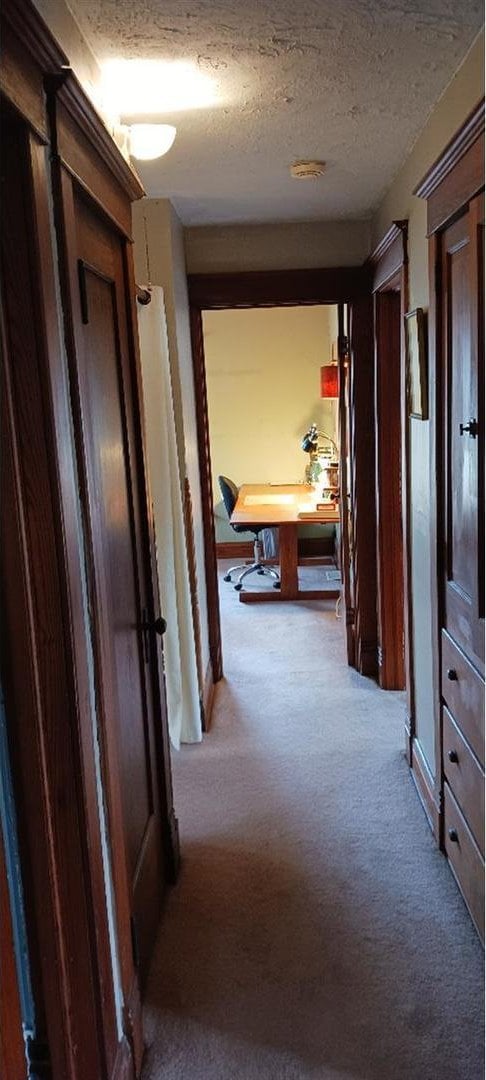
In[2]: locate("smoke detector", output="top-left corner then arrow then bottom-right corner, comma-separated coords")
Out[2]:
290,160 -> 326,180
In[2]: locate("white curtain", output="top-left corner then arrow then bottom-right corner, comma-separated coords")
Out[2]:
137,287 -> 202,749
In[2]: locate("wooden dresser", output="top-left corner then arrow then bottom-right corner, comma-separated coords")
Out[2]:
441,632 -> 484,939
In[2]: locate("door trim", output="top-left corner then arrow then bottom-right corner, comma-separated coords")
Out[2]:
368,223 -> 411,707
187,265 -> 374,684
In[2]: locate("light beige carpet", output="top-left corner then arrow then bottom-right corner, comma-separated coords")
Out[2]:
142,562 -> 484,1080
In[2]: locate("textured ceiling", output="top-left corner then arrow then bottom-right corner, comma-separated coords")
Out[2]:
67,0 -> 483,225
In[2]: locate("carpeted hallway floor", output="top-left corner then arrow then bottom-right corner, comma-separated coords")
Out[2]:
142,563 -> 484,1080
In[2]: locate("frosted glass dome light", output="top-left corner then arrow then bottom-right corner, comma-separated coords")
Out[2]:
129,124 -> 176,161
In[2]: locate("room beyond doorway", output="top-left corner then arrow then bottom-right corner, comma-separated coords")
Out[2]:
203,304 -> 341,580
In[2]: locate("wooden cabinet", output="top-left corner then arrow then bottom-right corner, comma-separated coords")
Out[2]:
417,103 -> 485,940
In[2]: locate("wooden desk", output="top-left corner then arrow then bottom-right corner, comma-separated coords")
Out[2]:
230,484 -> 341,603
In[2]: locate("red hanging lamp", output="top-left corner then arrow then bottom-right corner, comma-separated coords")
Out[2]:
320,363 -> 339,399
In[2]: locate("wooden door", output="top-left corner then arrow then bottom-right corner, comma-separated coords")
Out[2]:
374,287 -> 405,689
441,198 -> 484,673
60,183 -> 173,983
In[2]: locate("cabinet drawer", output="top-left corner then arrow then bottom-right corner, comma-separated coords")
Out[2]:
441,630 -> 484,767
443,706 -> 484,854
444,785 -> 484,942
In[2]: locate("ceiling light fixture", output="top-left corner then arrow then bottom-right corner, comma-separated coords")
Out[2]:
101,59 -> 218,117
129,123 -> 177,161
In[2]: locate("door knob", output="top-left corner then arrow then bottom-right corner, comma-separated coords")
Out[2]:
448,828 -> 459,843
459,418 -> 478,438
140,608 -> 167,663
141,613 -> 167,636
446,668 -> 458,681
448,749 -> 459,764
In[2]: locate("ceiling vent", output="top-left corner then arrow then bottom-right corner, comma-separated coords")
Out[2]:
290,160 -> 326,180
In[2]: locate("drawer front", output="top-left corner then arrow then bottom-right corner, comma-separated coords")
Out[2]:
441,630 -> 485,766
444,785 -> 484,942
443,706 -> 485,854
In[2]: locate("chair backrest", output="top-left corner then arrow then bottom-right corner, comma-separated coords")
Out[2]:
218,475 -> 239,520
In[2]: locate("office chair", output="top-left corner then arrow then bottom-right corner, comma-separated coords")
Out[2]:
218,475 -> 280,591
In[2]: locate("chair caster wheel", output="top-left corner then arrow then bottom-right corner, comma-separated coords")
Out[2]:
273,581 -> 281,589
234,583 -> 243,591
223,574 -> 232,582
257,569 -> 265,575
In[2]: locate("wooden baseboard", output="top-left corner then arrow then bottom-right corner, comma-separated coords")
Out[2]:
202,660 -> 215,733
411,737 -> 440,839
404,714 -> 413,765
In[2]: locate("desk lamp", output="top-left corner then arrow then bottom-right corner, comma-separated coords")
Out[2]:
301,424 -> 339,497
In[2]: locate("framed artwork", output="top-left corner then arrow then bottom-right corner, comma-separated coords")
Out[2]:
405,307 -> 428,420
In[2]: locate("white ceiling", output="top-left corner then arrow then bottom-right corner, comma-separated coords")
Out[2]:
67,0 -> 483,226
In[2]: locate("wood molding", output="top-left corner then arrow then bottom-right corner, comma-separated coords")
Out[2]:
203,661 -> 215,733
414,99 -> 485,199
2,0 -> 68,70
368,220 -> 407,266
1,117 -> 108,1079
411,738 -> 441,839
188,265 -> 371,309
183,478 -> 204,694
46,70 -> 144,203
349,295 -> 378,678
189,306 -> 223,684
368,221 -> 408,293
46,72 -> 143,238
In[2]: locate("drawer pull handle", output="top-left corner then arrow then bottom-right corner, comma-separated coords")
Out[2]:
448,828 -> 459,843
447,749 -> 459,763
447,668 -> 458,681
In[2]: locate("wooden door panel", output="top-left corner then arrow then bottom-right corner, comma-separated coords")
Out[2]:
80,266 -> 153,877
71,192 -> 167,981
443,211 -> 482,668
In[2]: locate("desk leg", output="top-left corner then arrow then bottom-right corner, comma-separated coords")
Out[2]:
279,524 -> 298,599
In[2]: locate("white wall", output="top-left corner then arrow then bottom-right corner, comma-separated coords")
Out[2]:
371,30 -> 484,774
204,306 -> 339,542
185,220 -> 371,274
132,198 -> 210,678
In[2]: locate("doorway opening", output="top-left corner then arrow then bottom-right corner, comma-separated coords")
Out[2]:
203,303 -> 343,642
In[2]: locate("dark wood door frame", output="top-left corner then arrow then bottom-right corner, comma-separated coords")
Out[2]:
187,265 -> 375,685
368,223 -> 410,702
414,99 -> 485,837
1,2 -> 179,1075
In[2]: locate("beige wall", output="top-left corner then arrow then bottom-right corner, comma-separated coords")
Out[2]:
371,29 -> 484,774
204,306 -> 339,542
185,220 -> 370,274
132,198 -> 210,677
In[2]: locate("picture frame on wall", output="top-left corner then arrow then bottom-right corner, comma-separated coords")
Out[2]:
405,307 -> 428,420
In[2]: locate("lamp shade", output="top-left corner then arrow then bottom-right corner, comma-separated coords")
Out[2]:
320,364 -> 339,399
